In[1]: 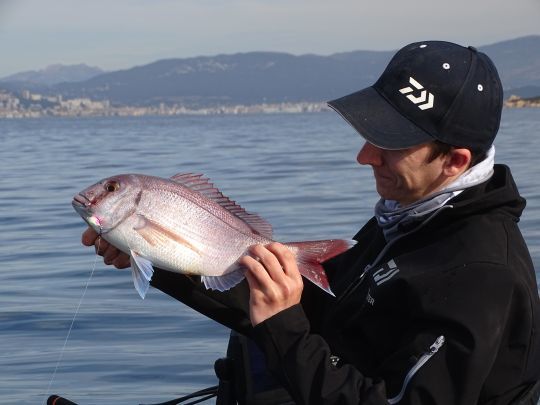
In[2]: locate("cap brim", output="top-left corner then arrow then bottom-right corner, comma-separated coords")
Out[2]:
328,87 -> 434,150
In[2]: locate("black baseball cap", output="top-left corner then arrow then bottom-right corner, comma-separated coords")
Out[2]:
328,41 -> 503,151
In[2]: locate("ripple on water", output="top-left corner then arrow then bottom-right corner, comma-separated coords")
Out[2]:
1,111 -> 538,403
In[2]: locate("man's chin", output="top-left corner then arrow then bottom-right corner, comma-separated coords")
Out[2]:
376,185 -> 397,201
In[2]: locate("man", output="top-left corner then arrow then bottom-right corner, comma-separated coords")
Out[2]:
83,41 -> 540,404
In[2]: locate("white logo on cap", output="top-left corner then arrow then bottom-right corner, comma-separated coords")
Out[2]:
399,77 -> 435,110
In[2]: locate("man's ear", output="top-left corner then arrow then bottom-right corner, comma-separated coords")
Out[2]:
444,148 -> 472,177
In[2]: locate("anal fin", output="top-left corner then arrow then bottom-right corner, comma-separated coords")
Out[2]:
202,268 -> 246,292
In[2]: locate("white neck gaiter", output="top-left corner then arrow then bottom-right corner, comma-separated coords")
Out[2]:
375,146 -> 495,241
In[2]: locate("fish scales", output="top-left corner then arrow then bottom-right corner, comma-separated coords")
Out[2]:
131,183 -> 262,275
135,178 -> 269,269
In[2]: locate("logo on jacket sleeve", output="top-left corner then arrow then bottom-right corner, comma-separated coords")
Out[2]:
373,259 -> 400,286
399,77 -> 435,110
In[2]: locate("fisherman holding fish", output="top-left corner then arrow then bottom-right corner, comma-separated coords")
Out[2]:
80,41 -> 540,404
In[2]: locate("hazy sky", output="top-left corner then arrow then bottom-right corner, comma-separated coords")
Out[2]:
1,0 -> 539,77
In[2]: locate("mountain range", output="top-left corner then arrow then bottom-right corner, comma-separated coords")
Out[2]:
1,64 -> 105,86
1,36 -> 539,107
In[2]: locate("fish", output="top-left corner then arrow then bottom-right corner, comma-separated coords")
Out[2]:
72,173 -> 352,299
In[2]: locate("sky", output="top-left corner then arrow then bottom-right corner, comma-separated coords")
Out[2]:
0,0 -> 539,77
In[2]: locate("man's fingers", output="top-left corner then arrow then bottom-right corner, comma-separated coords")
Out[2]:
244,266 -> 262,292
103,245 -> 120,265
249,244 -> 286,281
242,243 -> 303,326
265,242 -> 298,276
112,254 -> 131,269
95,238 -> 111,256
240,255 -> 273,286
81,227 -> 98,246
81,226 -> 131,269
82,226 -> 111,256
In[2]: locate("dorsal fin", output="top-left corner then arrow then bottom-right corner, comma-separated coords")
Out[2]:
170,173 -> 273,239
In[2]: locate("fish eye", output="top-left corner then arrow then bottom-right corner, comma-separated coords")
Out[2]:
104,180 -> 120,192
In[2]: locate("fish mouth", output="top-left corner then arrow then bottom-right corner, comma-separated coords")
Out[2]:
72,194 -> 92,216
72,194 -> 108,234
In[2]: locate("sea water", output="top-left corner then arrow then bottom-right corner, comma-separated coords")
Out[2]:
0,109 -> 539,404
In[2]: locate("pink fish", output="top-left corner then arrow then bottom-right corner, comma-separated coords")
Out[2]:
73,173 -> 351,298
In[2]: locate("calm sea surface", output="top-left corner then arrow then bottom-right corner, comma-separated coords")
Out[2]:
1,109 -> 539,404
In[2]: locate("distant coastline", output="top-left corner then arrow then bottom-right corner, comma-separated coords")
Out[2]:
1,90 -> 538,119
503,95 -> 540,108
0,90 -> 329,118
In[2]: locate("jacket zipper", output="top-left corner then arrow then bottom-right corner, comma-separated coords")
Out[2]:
387,335 -> 446,404
337,206 -> 453,304
336,232 -> 400,304
336,265 -> 370,304
336,233 -> 400,304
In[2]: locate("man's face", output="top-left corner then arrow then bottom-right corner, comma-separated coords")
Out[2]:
357,142 -> 448,206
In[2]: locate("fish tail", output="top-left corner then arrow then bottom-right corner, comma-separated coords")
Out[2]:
287,239 -> 354,296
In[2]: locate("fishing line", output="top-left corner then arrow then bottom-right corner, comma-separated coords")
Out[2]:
44,236 -> 102,403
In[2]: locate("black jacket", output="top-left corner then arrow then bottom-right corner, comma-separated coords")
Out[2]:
151,164 -> 540,404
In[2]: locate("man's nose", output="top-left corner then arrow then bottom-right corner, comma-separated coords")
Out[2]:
357,142 -> 383,166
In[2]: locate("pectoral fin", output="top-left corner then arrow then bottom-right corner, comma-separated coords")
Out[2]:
134,214 -> 201,256
130,250 -> 154,299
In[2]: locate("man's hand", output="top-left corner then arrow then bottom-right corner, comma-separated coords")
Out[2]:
240,243 -> 303,326
81,227 -> 131,269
